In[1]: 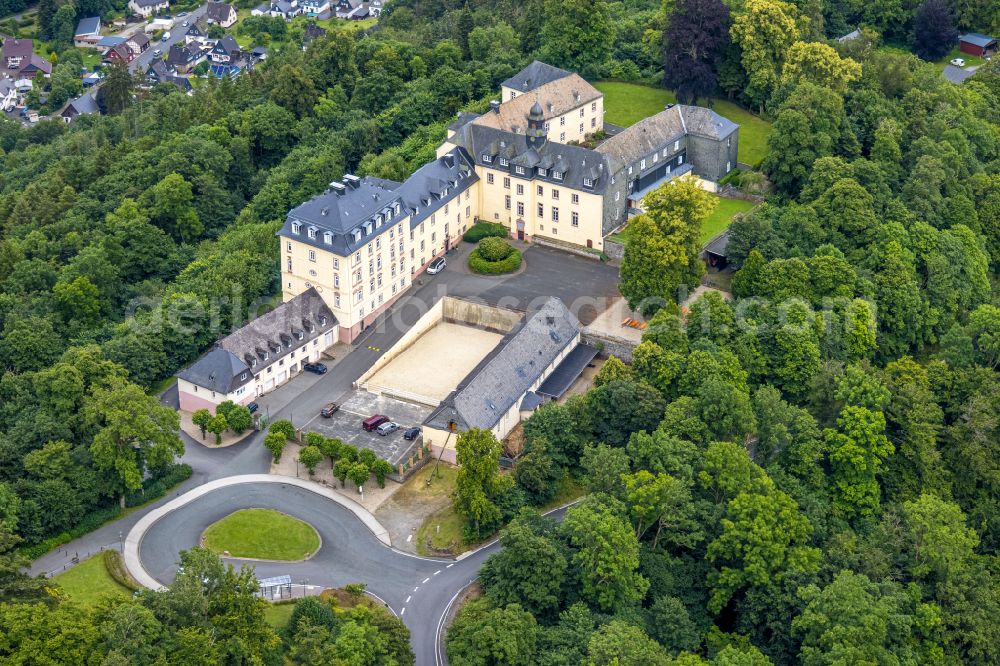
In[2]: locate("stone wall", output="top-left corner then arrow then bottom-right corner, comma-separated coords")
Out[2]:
603,238 -> 625,261
442,297 -> 522,334
582,330 -> 639,363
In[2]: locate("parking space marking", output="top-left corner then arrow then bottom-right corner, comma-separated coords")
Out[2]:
406,595 -> 411,603
434,570 -> 441,576
401,607 -> 405,615
422,577 -> 430,584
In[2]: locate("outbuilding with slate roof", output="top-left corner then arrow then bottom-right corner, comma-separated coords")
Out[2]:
176,287 -> 337,412
422,297 -> 587,457
501,60 -> 572,101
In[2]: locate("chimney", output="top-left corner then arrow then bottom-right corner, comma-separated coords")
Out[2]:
343,174 -> 361,189
330,182 -> 346,196
442,154 -> 454,168
490,100 -> 500,114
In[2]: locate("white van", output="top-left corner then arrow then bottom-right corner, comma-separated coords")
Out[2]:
161,31 -> 171,41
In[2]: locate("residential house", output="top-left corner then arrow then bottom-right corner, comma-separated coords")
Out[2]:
127,31 -> 151,54
209,35 -> 241,63
368,0 -> 382,16
334,0 -> 369,19
300,0 -> 332,19
61,92 -> 99,122
2,38 -> 32,72
166,43 -> 205,73
250,46 -> 268,62
264,0 -> 302,19
0,77 -> 19,111
82,71 -> 104,87
96,35 -> 128,49
147,60 -> 194,92
184,19 -> 211,45
74,17 -> 103,48
958,33 -> 997,57
129,0 -> 170,17
18,54 -> 51,79
422,297 -> 594,460
206,1 -> 238,27
103,43 -> 135,65
176,287 -> 337,412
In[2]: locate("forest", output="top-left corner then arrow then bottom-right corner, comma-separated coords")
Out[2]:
0,0 -> 998,662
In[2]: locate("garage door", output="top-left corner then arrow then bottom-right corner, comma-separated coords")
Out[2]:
277,371 -> 287,384
264,378 -> 274,391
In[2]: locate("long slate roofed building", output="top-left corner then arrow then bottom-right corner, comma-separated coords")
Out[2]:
176,287 -> 337,412
423,297 -> 587,443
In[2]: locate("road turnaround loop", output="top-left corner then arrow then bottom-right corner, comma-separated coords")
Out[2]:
123,474 -> 391,590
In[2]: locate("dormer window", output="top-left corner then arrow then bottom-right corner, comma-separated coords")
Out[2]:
307,226 -> 317,239
483,154 -> 492,163
291,221 -> 301,234
296,331 -> 304,340
538,168 -> 547,176
393,202 -> 400,215
375,215 -> 383,228
240,372 -> 248,380
319,315 -> 327,326
263,351 -> 270,361
499,157 -> 509,167
515,166 -> 525,175
583,178 -> 593,187
323,231 -> 332,244
251,358 -> 257,367
553,171 -> 563,180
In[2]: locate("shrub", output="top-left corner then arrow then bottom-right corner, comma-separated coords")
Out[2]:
358,448 -> 378,467
477,237 -> 514,262
225,406 -> 253,434
264,431 -> 286,463
298,445 -> 323,475
348,462 -> 371,490
269,419 -> 296,441
372,459 -> 394,488
103,550 -> 142,591
469,247 -> 522,275
463,222 -> 508,243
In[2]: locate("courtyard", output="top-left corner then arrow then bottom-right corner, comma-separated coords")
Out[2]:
364,322 -> 503,405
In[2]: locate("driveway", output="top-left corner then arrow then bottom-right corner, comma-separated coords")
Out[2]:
128,5 -> 210,74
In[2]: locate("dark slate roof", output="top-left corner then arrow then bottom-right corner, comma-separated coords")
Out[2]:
280,176 -> 407,256
448,111 -> 480,132
76,17 -> 101,36
395,148 -> 479,226
176,347 -> 249,393
21,54 -> 51,74
98,35 -> 127,47
147,59 -> 170,80
704,229 -> 730,258
451,122 -> 614,193
520,391 -> 542,411
64,92 -> 99,116
177,287 -> 336,392
943,65 -> 976,84
166,43 -> 200,66
206,1 -> 235,21
425,298 -> 581,432
129,32 -> 150,47
959,33 -> 997,48
501,60 -> 572,94
536,343 -> 598,398
683,105 -> 738,140
212,34 -> 240,56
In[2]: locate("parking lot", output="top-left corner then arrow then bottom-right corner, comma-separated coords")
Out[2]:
300,390 -> 431,465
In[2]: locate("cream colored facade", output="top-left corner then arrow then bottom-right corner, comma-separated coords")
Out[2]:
281,187 -> 477,342
476,74 -> 604,145
475,165 -> 606,250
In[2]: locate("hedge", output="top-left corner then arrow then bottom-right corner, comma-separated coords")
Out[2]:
468,247 -> 522,274
463,222 -> 508,243
19,463 -> 193,560
104,550 -> 143,591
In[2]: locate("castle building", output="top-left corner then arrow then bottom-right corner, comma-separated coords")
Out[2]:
277,61 -> 739,344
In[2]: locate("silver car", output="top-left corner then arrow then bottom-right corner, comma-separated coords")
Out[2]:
376,421 -> 399,436
426,257 -> 446,274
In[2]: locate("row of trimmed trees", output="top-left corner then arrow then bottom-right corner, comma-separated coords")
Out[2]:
192,401 -> 254,445
264,420 -> 395,492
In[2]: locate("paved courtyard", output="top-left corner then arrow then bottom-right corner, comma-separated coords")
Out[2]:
299,390 -> 431,465
364,322 -> 502,404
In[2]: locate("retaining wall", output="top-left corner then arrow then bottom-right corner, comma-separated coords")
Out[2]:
581,330 -> 639,363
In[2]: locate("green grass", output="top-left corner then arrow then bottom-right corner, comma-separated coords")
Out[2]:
53,554 -> 130,606
264,602 -> 296,629
202,509 -> 320,560
593,81 -> 773,166
416,502 -> 467,556
608,194 -> 756,246
701,197 -> 756,244
935,46 -> 985,70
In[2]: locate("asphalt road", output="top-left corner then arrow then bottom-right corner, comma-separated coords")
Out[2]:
33,243 -> 619,664
128,5 -> 210,74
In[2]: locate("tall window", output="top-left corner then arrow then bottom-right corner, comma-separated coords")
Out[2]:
516,183 -> 524,195
504,177 -> 510,189
487,173 -> 494,184
537,185 -> 543,196
537,203 -> 544,217
517,201 -> 524,216
571,211 -> 579,227
552,207 -> 559,222
571,193 -> 579,204
505,195 -> 511,210
308,250 -> 315,262
552,189 -> 559,200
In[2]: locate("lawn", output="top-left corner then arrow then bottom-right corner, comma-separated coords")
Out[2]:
608,194 -> 756,246
264,602 -> 296,629
935,46 -> 985,70
593,81 -> 773,166
701,197 -> 756,244
53,554 -> 130,606
202,508 -> 321,560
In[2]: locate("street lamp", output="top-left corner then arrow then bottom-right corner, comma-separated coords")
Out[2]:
119,530 -> 123,552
